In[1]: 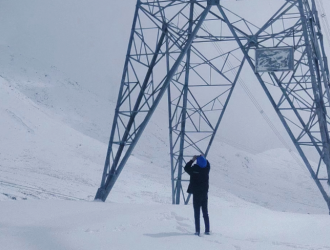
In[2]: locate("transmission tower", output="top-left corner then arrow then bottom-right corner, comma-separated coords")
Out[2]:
95,0 -> 330,211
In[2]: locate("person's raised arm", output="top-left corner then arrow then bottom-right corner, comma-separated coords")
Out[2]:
184,155 -> 198,175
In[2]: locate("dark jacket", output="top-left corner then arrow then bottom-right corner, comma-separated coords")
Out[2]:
184,160 -> 210,195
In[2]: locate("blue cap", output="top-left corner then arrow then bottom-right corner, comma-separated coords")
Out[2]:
197,155 -> 207,168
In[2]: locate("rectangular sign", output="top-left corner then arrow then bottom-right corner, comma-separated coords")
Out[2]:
256,47 -> 294,72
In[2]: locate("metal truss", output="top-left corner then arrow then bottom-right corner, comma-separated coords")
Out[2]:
95,0 -> 330,211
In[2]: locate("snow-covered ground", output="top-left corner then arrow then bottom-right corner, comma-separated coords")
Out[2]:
1,47 -> 330,249
2,199 -> 330,250
1,1 -> 330,249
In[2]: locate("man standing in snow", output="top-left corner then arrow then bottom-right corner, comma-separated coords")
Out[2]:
184,155 -> 210,236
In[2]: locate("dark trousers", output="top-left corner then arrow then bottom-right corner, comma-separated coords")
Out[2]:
193,193 -> 210,233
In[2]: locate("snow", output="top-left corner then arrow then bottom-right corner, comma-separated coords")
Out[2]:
1,0 -> 330,249
1,200 -> 330,250
1,57 -> 330,249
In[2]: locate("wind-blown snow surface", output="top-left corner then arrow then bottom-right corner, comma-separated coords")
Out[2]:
1,0 -> 330,249
2,200 -> 330,250
1,49 -> 330,249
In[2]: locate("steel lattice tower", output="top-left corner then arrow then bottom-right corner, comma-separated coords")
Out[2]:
95,0 -> 330,211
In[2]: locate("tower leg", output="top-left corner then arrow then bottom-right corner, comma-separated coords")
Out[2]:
217,2 -> 330,211
95,3 -> 211,202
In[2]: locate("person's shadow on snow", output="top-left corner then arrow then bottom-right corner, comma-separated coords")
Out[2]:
144,232 -> 192,238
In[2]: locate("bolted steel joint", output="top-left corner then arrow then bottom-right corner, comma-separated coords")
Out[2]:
248,35 -> 258,47
207,0 -> 220,6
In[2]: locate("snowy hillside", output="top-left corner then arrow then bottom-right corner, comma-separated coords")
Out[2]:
0,69 -> 171,204
1,0 -> 330,249
0,56 -> 327,213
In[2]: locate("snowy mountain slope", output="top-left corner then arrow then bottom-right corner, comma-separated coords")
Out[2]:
0,74 -> 173,204
0,45 -> 116,145
0,45 -> 172,169
0,75 -> 104,201
0,60 -> 327,213
208,142 -> 328,213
